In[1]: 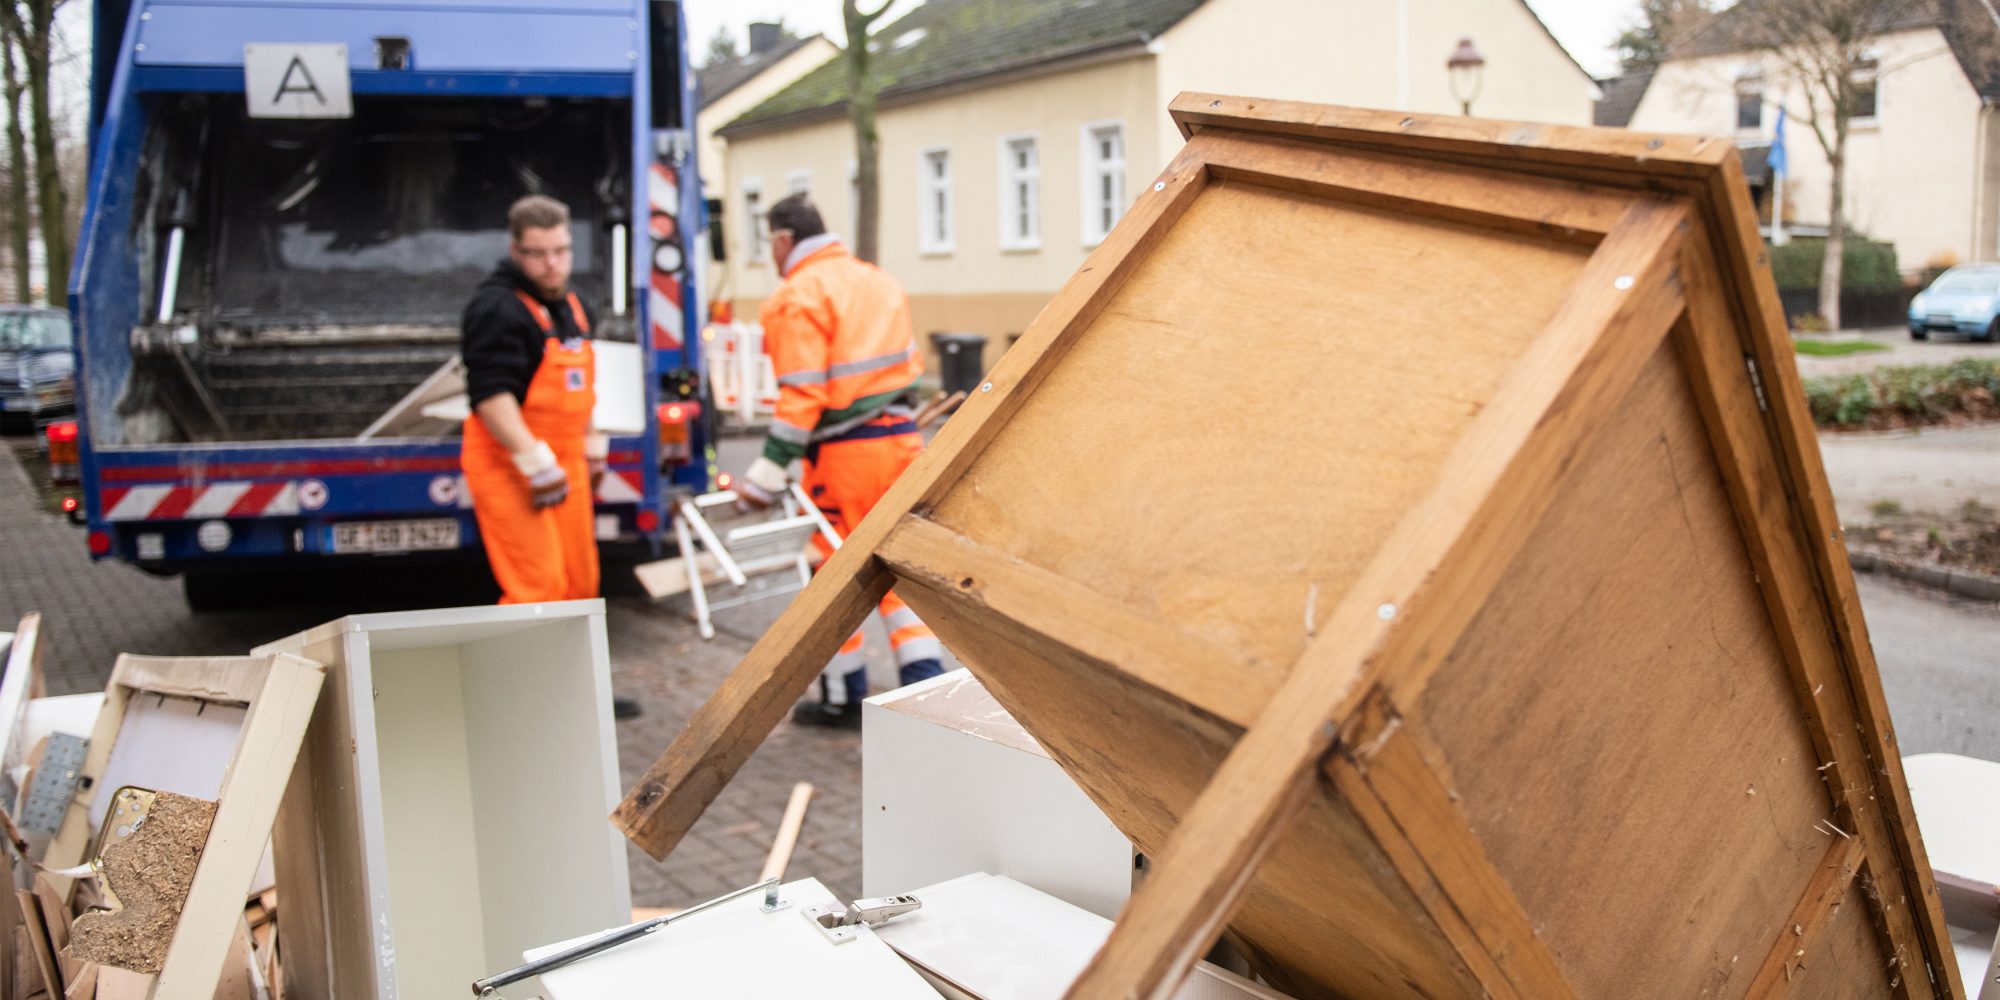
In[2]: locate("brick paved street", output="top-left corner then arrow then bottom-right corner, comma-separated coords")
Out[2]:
0,434 -> 947,908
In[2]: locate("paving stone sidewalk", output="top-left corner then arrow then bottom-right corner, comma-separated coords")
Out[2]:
0,436 -> 885,906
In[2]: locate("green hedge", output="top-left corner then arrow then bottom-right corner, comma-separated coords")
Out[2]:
1769,236 -> 1902,293
1802,359 -> 2000,428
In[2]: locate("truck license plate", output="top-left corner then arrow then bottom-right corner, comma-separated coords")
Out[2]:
331,518 -> 460,554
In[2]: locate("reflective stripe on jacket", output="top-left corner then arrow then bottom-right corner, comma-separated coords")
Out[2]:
758,241 -> 923,467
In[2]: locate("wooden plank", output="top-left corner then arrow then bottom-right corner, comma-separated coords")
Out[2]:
18,888 -> 61,1000
612,137 -> 1214,860
1788,875 -> 1902,998
1170,92 -> 1733,177
1671,219 -> 1958,999
1197,126 -> 1630,244
1748,837 -> 1866,994
1,613 -> 42,781
878,516 -> 1276,729
1329,697 -> 1576,1000
150,653 -> 322,999
268,636 -> 347,1000
758,782 -> 813,883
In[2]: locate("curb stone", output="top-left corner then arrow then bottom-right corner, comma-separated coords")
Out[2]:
1846,547 -> 2000,603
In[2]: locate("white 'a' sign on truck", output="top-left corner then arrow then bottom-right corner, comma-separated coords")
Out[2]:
243,43 -> 352,119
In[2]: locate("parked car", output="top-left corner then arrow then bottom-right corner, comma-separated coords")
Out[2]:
1907,265 -> 2000,341
0,306 -> 75,429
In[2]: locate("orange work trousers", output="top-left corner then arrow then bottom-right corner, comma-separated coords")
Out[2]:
805,415 -> 940,701
463,331 -> 599,604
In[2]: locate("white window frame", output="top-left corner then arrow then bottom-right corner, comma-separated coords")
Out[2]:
919,147 -> 954,255
1733,65 -> 1764,135
741,176 -> 767,266
1080,119 -> 1126,247
997,132 -> 1042,251
786,168 -> 812,196
1850,51 -> 1880,128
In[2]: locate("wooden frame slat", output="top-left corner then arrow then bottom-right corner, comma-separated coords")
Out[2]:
878,515 -> 1277,730
1327,693 -> 1576,1000
1671,221 -> 1959,1000
1197,126 -> 1628,245
1746,836 -> 1867,993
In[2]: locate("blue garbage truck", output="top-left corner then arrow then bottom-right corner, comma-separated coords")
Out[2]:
71,0 -> 711,606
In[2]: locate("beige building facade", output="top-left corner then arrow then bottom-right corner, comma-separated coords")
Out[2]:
695,31 -> 840,292
712,0 -> 1598,366
1626,23 -> 1999,274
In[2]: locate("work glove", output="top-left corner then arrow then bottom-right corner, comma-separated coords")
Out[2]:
585,433 -> 610,495
734,456 -> 788,513
512,440 -> 569,510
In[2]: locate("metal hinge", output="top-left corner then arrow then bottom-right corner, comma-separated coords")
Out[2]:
802,894 -> 924,945
1745,355 -> 1770,413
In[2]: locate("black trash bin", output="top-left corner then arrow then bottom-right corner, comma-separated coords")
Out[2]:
929,332 -> 988,396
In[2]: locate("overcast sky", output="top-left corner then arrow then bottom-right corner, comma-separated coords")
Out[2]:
687,0 -> 1644,79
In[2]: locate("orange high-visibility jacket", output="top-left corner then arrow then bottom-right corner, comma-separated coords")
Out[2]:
758,241 -> 924,467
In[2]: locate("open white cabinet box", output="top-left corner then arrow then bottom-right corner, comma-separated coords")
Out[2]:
254,600 -> 630,1000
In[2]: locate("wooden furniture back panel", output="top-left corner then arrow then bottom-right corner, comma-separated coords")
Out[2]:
892,550 -> 1482,1000
927,175 -> 1590,669
1419,343 -> 1852,998
1791,881 -> 1897,998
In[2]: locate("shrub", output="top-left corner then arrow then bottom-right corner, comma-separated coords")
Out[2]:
1768,236 -> 1902,293
1801,359 -> 2000,428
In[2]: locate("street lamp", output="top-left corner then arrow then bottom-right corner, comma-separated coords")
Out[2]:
1447,37 -> 1485,116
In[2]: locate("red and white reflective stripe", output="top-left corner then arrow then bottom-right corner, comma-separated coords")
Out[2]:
595,469 -> 643,504
102,481 -> 299,521
648,161 -> 684,351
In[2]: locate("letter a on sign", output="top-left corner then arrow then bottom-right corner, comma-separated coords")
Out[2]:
244,44 -> 353,119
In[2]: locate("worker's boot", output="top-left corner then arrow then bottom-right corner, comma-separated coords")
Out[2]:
792,668 -> 868,730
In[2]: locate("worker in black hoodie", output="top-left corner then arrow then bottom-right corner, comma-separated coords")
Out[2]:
460,194 -> 607,604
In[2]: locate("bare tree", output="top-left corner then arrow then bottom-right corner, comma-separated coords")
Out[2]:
0,0 -> 70,307
843,0 -> 895,264
1728,0 -> 1921,328
1,19 -> 29,304
1615,0 -> 1715,72
703,25 -> 740,67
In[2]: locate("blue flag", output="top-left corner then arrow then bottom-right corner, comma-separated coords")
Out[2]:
1769,107 -> 1787,177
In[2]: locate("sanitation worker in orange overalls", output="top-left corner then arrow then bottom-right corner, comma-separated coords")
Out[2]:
733,193 -> 943,729
461,195 -> 606,608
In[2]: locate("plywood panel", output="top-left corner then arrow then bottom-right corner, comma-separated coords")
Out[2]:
1420,344 -> 1836,998
928,177 -> 1589,669
371,645 -> 491,998
894,564 -> 1479,1000
1788,881 -> 1896,999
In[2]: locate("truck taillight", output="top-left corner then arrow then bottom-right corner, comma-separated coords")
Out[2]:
87,530 -> 111,556
657,401 -> 702,448
46,421 -> 78,466
635,510 -> 660,532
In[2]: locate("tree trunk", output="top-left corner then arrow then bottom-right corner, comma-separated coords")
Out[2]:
844,2 -> 882,264
23,0 -> 65,307
1819,129 -> 1845,330
2,27 -> 30,304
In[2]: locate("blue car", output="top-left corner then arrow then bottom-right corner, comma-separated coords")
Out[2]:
1908,265 -> 2000,341
0,306 -> 75,429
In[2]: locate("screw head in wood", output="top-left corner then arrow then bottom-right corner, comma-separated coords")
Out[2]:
980,382 -> 993,392
1377,603 -> 1396,621
1613,275 -> 1635,291
1154,181 -> 1166,191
